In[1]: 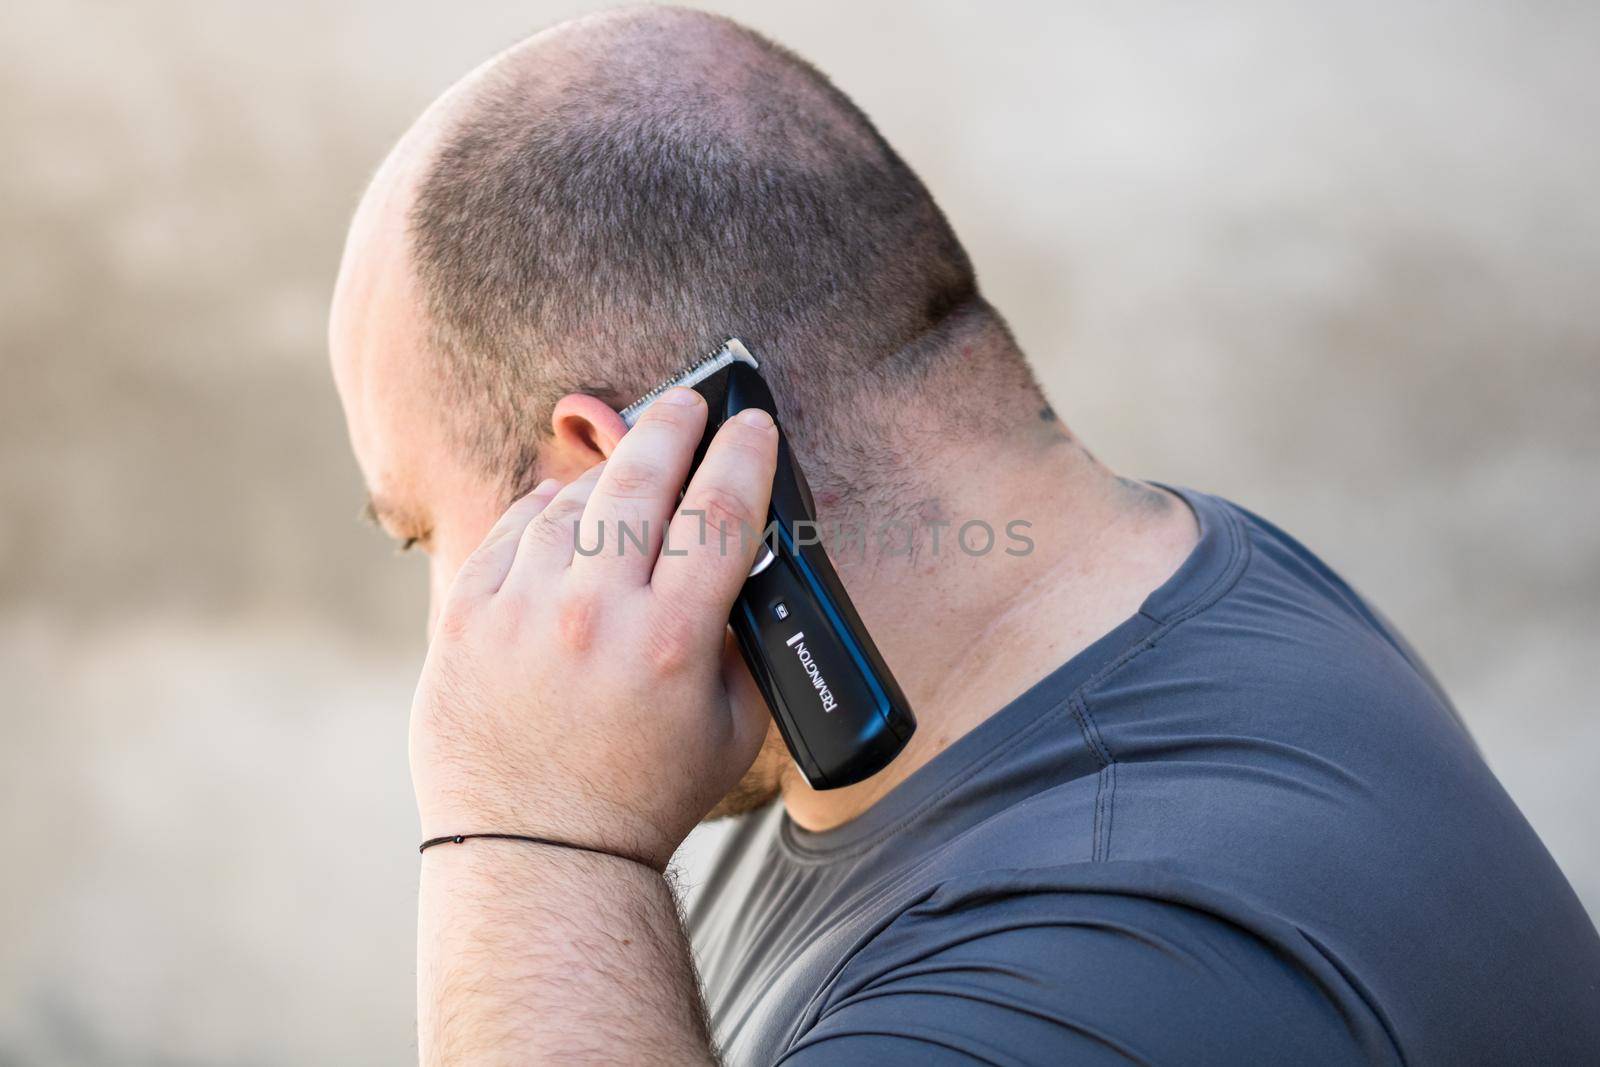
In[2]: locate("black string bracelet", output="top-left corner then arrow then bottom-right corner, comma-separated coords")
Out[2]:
419,833 -> 661,872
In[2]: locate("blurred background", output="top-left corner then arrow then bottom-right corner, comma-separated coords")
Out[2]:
3,1 -> 1597,1062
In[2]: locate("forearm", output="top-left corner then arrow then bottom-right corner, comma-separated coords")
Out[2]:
418,841 -> 715,1065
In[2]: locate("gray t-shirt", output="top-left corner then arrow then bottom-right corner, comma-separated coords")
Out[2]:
686,488 -> 1600,1065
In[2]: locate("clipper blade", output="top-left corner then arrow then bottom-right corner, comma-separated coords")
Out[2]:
620,338 -> 759,427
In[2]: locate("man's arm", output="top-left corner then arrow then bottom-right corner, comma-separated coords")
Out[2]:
405,388 -> 776,1063
419,844 -> 710,1064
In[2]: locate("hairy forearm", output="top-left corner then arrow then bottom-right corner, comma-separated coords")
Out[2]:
418,841 -> 715,1065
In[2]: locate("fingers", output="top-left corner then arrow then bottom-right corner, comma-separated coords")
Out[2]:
649,408 -> 778,645
571,387 -> 708,587
448,479 -> 563,602
499,463 -> 607,594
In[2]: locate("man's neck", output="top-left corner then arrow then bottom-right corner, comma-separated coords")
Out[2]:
780,420 -> 1200,832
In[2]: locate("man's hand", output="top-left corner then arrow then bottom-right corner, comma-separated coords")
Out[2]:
410,386 -> 779,870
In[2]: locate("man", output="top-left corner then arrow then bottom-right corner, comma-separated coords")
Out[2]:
329,7 -> 1600,1063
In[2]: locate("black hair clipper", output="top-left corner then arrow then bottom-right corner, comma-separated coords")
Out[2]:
620,339 -> 915,789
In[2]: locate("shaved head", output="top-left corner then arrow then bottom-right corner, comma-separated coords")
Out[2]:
405,6 -> 1032,503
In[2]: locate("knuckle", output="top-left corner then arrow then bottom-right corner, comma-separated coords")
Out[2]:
433,596 -> 476,643
639,401 -> 696,430
604,459 -> 663,499
546,495 -> 588,523
553,588 -> 601,653
725,420 -> 777,454
694,484 -> 760,534
706,433 -> 777,478
459,535 -> 506,575
527,500 -> 583,548
642,607 -> 696,674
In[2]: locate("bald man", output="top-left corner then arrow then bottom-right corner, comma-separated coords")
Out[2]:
329,8 -> 1600,1064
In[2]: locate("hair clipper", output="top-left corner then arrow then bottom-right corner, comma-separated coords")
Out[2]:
620,339 -> 915,789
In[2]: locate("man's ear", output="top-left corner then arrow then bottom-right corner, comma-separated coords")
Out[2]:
548,393 -> 628,475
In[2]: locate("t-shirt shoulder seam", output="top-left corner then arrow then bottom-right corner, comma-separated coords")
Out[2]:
1081,494 -> 1252,708
1075,498 -> 1252,863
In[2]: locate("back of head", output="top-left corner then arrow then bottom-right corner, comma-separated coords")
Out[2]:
409,6 -> 1036,501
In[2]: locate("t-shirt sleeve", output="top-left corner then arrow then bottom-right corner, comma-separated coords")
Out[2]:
775,884 -> 1376,1066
